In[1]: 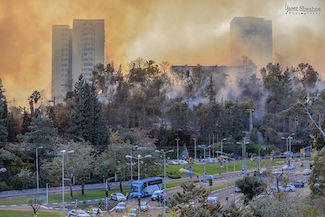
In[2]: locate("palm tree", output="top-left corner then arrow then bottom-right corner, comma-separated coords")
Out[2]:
28,91 -> 40,115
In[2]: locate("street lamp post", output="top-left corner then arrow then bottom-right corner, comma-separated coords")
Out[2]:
281,133 -> 294,166
126,154 -> 152,216
156,149 -> 174,216
216,151 -> 236,208
35,146 -> 43,193
105,177 -> 115,211
130,145 -> 139,182
198,145 -> 211,183
60,150 -> 74,217
237,141 -> 249,176
46,183 -> 49,206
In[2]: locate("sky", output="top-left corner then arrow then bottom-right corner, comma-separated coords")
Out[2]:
0,0 -> 324,106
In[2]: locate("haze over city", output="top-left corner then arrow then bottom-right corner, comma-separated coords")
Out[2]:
0,0 -> 324,106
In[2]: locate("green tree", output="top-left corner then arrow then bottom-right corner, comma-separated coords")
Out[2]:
168,182 -> 223,217
166,101 -> 191,131
236,176 -> 266,204
28,91 -> 41,116
0,80 -> 8,142
20,114 -> 57,146
17,168 -> 35,189
222,202 -> 242,217
28,197 -> 42,217
42,141 -> 94,196
22,108 -> 31,135
69,75 -> 107,149
309,147 -> 325,196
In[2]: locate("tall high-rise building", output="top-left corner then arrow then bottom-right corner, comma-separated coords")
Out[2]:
51,19 -> 105,103
72,19 -> 105,84
51,25 -> 72,104
230,17 -> 272,66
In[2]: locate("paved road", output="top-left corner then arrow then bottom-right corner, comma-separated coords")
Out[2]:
0,169 -> 251,198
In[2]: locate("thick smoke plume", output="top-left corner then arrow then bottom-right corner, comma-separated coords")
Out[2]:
0,0 -> 324,106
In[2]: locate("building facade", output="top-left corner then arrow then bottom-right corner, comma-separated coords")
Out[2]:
51,25 -> 72,104
72,19 -> 105,85
51,19 -> 105,103
230,17 -> 272,67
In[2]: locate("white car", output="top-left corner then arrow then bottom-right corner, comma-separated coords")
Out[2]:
280,184 -> 295,192
206,196 -> 218,204
282,165 -> 295,171
140,201 -> 149,211
151,190 -> 164,201
179,160 -> 188,165
68,209 -> 90,217
111,192 -> 127,201
303,169 -> 312,175
115,202 -> 127,213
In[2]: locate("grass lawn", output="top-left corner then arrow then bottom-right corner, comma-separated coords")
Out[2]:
166,182 -> 181,189
208,182 -> 234,192
0,210 -> 60,217
166,158 -> 285,178
0,187 -> 130,206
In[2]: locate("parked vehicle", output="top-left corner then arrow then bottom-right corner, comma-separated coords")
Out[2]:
206,196 -> 218,204
68,209 -> 90,217
279,184 -> 295,192
115,202 -> 127,213
111,192 -> 127,201
303,169 -> 312,175
235,186 -> 242,193
293,180 -> 304,188
151,190 -> 164,201
282,164 -> 295,171
140,201 -> 149,211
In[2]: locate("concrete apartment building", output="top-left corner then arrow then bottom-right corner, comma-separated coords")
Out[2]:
51,25 -> 72,104
230,17 -> 272,67
71,19 -> 105,85
51,19 -> 104,103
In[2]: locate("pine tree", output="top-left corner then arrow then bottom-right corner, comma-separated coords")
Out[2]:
7,113 -> 16,142
90,83 -> 107,148
0,80 -> 8,142
69,75 -> 107,148
223,202 -> 242,217
69,75 -> 85,140
22,108 -> 31,135
21,114 -> 57,145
